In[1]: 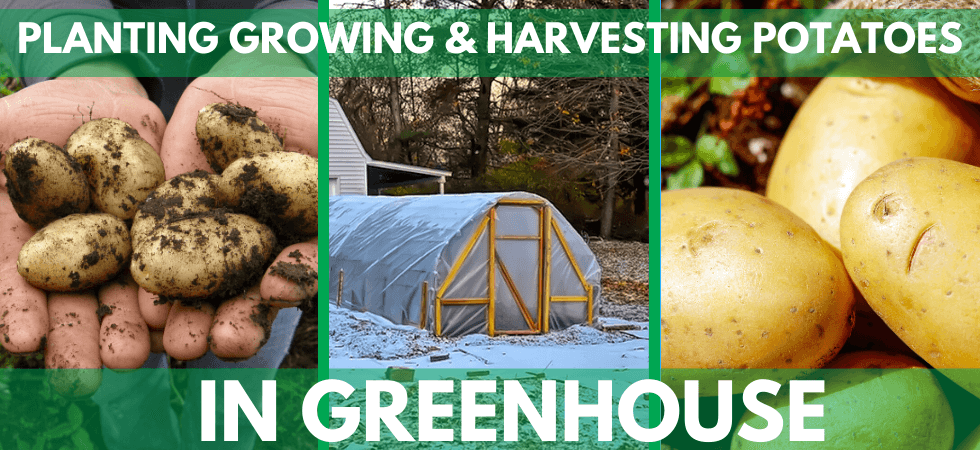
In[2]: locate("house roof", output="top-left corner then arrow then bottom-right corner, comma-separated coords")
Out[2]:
330,97 -> 453,187
367,160 -> 452,178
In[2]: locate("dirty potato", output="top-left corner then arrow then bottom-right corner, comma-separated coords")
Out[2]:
131,210 -> 276,300
66,118 -> 166,220
219,152 -> 317,238
18,213 -> 131,291
196,103 -> 283,173
3,137 -> 90,229
131,170 -> 221,246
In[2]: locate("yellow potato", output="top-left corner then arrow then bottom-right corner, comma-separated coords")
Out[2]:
131,211 -> 276,299
730,369 -> 953,450
196,103 -> 283,173
131,170 -> 220,247
18,213 -> 131,291
841,157 -> 980,371
66,118 -> 166,220
2,138 -> 90,229
219,152 -> 318,238
767,72 -> 980,250
662,188 -> 855,372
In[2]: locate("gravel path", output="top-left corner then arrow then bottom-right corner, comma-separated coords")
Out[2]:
589,239 -> 650,322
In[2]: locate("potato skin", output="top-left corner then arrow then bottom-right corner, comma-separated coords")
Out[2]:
767,75 -> 980,250
3,138 -> 90,229
98,275 -> 150,370
131,211 -> 276,299
219,152 -> 318,238
18,213 -> 131,292
936,75 -> 980,105
826,350 -> 924,369
841,157 -> 980,369
730,369 -> 953,450
661,187 -> 854,370
196,103 -> 283,173
66,118 -> 166,220
131,170 -> 220,247
46,292 -> 102,398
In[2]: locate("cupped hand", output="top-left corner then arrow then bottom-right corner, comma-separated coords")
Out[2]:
159,76 -> 318,361
0,77 -> 165,363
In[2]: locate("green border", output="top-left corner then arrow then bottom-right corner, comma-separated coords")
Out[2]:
650,6 -> 661,450
319,4 -> 331,450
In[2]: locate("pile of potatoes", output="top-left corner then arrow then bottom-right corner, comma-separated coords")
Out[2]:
662,73 -> 980,449
1,103 -> 317,396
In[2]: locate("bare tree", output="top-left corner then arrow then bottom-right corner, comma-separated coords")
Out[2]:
505,77 -> 649,239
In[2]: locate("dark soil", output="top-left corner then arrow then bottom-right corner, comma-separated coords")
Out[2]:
213,103 -> 260,127
279,295 -> 318,369
662,77 -> 823,193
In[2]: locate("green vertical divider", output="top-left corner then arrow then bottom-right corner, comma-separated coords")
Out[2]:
319,4 -> 331,450
650,5 -> 662,450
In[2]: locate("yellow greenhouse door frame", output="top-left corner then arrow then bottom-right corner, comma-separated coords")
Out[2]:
491,200 -> 545,336
432,201 -> 593,337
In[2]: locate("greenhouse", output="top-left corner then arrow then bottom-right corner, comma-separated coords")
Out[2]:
328,192 -> 601,337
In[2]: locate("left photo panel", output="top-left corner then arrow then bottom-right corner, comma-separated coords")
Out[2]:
0,4 -> 319,447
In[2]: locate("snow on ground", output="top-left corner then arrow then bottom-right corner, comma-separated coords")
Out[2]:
329,305 -> 649,369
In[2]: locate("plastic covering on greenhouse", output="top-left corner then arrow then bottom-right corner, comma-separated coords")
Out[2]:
329,192 -> 601,337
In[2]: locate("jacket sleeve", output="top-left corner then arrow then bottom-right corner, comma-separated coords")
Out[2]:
0,0 -> 130,83
255,0 -> 318,75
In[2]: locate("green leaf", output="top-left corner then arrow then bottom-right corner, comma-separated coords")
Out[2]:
667,161 -> 704,190
42,424 -> 73,440
661,136 -> 694,169
695,134 -> 728,166
661,61 -> 687,77
67,403 -> 83,429
718,147 -> 741,176
709,52 -> 752,77
709,77 -> 752,96
662,78 -> 693,99
70,429 -> 94,450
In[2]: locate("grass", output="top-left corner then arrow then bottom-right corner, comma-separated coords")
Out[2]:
0,41 -> 22,96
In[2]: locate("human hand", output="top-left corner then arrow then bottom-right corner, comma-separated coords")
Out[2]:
0,75 -> 165,371
158,74 -> 318,362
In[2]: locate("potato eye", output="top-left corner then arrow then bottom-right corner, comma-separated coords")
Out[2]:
872,193 -> 900,222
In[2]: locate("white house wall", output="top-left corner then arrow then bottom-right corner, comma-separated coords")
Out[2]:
328,98 -> 368,195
